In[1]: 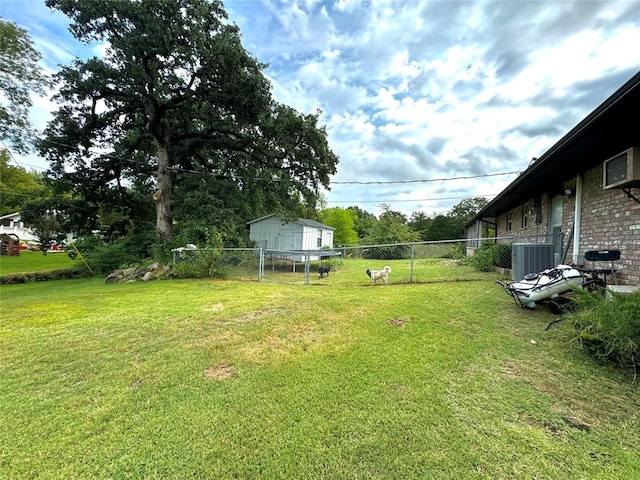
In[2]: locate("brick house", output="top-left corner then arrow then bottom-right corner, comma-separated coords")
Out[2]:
466,71 -> 640,286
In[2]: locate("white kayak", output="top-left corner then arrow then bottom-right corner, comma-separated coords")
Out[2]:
497,265 -> 585,309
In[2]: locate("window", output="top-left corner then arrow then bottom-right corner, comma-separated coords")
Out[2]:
317,230 -> 322,248
521,203 -> 529,229
507,211 -> 513,231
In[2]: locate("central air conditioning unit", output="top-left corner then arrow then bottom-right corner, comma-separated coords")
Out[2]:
511,243 -> 555,281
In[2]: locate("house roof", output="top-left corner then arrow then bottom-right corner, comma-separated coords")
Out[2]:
468,70 -> 640,224
247,213 -> 335,230
0,212 -> 20,221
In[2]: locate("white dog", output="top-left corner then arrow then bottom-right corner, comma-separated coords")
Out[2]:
366,266 -> 391,285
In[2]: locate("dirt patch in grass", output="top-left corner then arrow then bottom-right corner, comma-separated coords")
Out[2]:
204,363 -> 236,380
387,318 -> 406,327
203,303 -> 225,312
219,307 -> 288,324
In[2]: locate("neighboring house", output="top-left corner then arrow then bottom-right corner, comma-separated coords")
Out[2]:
466,71 -> 640,286
248,214 -> 335,252
0,212 -> 38,242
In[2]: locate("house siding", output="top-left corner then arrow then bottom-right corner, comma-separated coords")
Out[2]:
495,163 -> 640,285
0,212 -> 37,242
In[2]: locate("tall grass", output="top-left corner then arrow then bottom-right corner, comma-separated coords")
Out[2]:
569,288 -> 640,375
1,269 -> 639,479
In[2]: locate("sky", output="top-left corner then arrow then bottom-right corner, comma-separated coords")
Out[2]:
2,0 -> 640,218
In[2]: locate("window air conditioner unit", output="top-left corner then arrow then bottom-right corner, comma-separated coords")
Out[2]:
603,147 -> 640,190
511,243 -> 555,281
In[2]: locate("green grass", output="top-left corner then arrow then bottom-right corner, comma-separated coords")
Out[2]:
0,250 -> 76,275
1,266 -> 639,479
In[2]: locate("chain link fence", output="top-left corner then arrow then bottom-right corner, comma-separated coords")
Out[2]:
170,234 -> 568,285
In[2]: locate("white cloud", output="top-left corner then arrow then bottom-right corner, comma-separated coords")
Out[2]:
3,0 -> 639,218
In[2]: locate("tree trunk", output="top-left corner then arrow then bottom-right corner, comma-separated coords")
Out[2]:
154,143 -> 173,242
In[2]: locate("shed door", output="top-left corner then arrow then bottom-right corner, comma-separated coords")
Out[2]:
277,229 -> 295,250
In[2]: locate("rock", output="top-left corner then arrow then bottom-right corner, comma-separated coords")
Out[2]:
105,273 -> 122,283
122,267 -> 137,277
105,263 -> 171,283
142,271 -> 155,282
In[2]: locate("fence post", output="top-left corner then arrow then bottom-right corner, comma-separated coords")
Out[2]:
410,244 -> 415,283
304,251 -> 310,285
258,248 -> 264,281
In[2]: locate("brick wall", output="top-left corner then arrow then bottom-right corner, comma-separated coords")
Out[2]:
495,163 -> 640,285
579,165 -> 640,284
495,194 -> 551,243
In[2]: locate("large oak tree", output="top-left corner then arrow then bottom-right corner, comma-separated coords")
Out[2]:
40,0 -> 338,241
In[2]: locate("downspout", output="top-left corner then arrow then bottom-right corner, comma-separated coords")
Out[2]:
572,174 -> 583,265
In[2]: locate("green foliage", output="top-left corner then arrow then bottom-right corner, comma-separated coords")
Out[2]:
409,197 -> 489,241
70,231 -> 156,275
408,211 -> 433,241
76,242 -> 138,275
448,197 -> 489,222
0,20 -> 50,153
170,260 -> 207,279
0,151 -> 51,215
41,0 -> 338,242
442,242 -> 466,260
19,198 -> 69,251
570,289 -> 640,372
493,243 -> 512,268
170,227 -> 230,278
469,243 -> 494,272
347,206 -> 377,240
362,244 -> 411,260
468,242 -> 512,272
364,204 -> 419,247
319,207 -> 358,245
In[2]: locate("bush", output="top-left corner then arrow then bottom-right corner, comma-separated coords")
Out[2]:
468,242 -> 512,272
493,243 -> 512,268
362,244 -> 411,260
468,242 -> 494,272
169,228 -> 232,279
569,289 -> 640,374
70,232 -> 155,275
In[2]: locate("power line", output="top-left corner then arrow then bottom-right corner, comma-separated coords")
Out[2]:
330,171 -> 519,185
326,193 -> 498,203
3,139 -> 521,187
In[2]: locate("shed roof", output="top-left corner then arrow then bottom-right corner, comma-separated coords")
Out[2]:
248,213 -> 335,230
468,70 -> 640,224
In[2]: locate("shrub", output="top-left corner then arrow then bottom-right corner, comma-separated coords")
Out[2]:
171,261 -> 206,279
169,228 -> 232,279
468,242 -> 494,272
362,244 -> 411,260
71,233 -> 155,275
468,242 -> 512,272
569,288 -> 640,374
493,243 -> 512,268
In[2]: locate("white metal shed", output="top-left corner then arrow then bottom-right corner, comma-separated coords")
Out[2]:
248,214 -> 335,251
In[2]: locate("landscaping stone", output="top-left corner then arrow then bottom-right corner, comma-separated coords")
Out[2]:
105,264 -> 172,283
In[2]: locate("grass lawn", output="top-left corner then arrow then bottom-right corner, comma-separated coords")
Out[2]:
0,250 -> 76,275
1,261 -> 639,479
